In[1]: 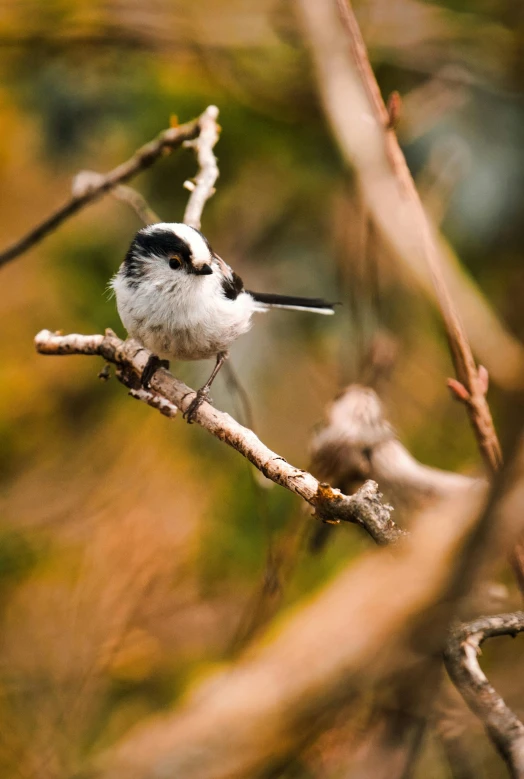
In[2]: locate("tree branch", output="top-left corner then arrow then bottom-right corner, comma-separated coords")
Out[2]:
182,105 -> 220,230
83,440 -> 524,779
296,0 -> 524,392
34,329 -> 401,545
444,613 -> 524,778
72,171 -> 161,225
310,384 -> 481,508
0,113 -> 209,267
323,0 -> 524,612
70,104 -> 220,234
308,384 -> 485,553
331,0 -> 502,473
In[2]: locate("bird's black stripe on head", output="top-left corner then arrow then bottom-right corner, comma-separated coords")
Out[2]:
123,228 -> 195,286
136,229 -> 193,262
221,270 -> 244,300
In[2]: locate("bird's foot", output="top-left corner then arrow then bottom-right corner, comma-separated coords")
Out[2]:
183,386 -> 211,424
141,355 -> 170,389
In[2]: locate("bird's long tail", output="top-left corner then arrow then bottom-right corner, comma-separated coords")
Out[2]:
248,291 -> 335,316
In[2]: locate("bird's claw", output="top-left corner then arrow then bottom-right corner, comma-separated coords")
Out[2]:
183,387 -> 211,424
141,355 -> 170,389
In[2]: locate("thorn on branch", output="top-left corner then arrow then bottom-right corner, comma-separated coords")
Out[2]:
386,90 -> 402,130
447,378 -> 471,403
478,365 -> 489,395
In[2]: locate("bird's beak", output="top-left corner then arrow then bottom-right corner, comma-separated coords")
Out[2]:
190,263 -> 213,276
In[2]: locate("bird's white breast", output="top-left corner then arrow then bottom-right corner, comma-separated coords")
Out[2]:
112,267 -> 256,361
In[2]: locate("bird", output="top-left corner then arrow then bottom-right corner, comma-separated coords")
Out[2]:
111,222 -> 336,422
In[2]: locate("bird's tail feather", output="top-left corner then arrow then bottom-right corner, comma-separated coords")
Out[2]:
248,291 -> 336,316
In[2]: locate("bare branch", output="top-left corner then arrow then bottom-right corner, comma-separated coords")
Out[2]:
296,0 -> 524,392
444,613 -> 524,778
83,446 -> 524,779
34,329 -> 401,544
73,171 -> 161,224
183,105 -> 220,230
333,0 -> 502,473
310,385 -> 484,516
312,1 -> 524,602
110,185 -> 161,225
71,104 -> 220,233
126,385 -> 178,418
0,113 -> 209,267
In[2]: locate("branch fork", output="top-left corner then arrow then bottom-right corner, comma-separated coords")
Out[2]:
444,612 -> 524,777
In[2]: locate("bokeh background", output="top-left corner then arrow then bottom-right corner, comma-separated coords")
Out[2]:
0,0 -> 523,776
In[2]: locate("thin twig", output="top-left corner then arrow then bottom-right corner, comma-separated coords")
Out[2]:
296,0 -> 524,391
72,171 -> 161,224
325,7 -> 524,768
0,114 -> 207,267
222,359 -> 282,651
110,185 -> 161,225
34,329 -> 401,545
333,0 -> 502,474
82,445 -> 524,779
444,612 -> 524,778
333,0 -> 524,609
126,386 -> 178,418
183,105 -> 220,230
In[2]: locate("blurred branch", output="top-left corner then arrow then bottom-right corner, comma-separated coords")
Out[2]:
70,104 -> 220,233
311,385 -> 480,507
309,384 -> 484,553
298,0 -> 524,615
338,0 -> 502,473
230,383 -> 483,654
345,0 -> 524,584
34,329 -> 401,544
72,172 -> 161,224
108,185 -> 161,225
85,433 -> 524,779
296,0 -> 524,392
0,112 -> 209,267
183,105 -> 220,230
444,613 -> 524,778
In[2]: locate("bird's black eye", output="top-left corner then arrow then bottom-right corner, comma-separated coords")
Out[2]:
169,255 -> 182,270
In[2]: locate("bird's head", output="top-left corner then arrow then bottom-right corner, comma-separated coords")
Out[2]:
123,223 -> 216,285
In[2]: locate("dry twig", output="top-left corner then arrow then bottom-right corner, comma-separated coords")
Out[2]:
331,0 -> 502,474
296,0 -> 524,391
183,105 -> 220,230
72,171 -> 161,224
310,385 -> 480,510
308,384 -> 484,553
297,4 -> 524,765
83,439 -> 524,779
0,113 -> 208,267
444,613 -> 524,778
34,329 -> 401,545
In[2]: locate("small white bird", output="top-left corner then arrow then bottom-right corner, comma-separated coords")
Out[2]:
112,222 -> 335,421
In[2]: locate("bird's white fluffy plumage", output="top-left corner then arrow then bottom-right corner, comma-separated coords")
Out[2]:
112,224 -> 256,360
112,222 -> 334,363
